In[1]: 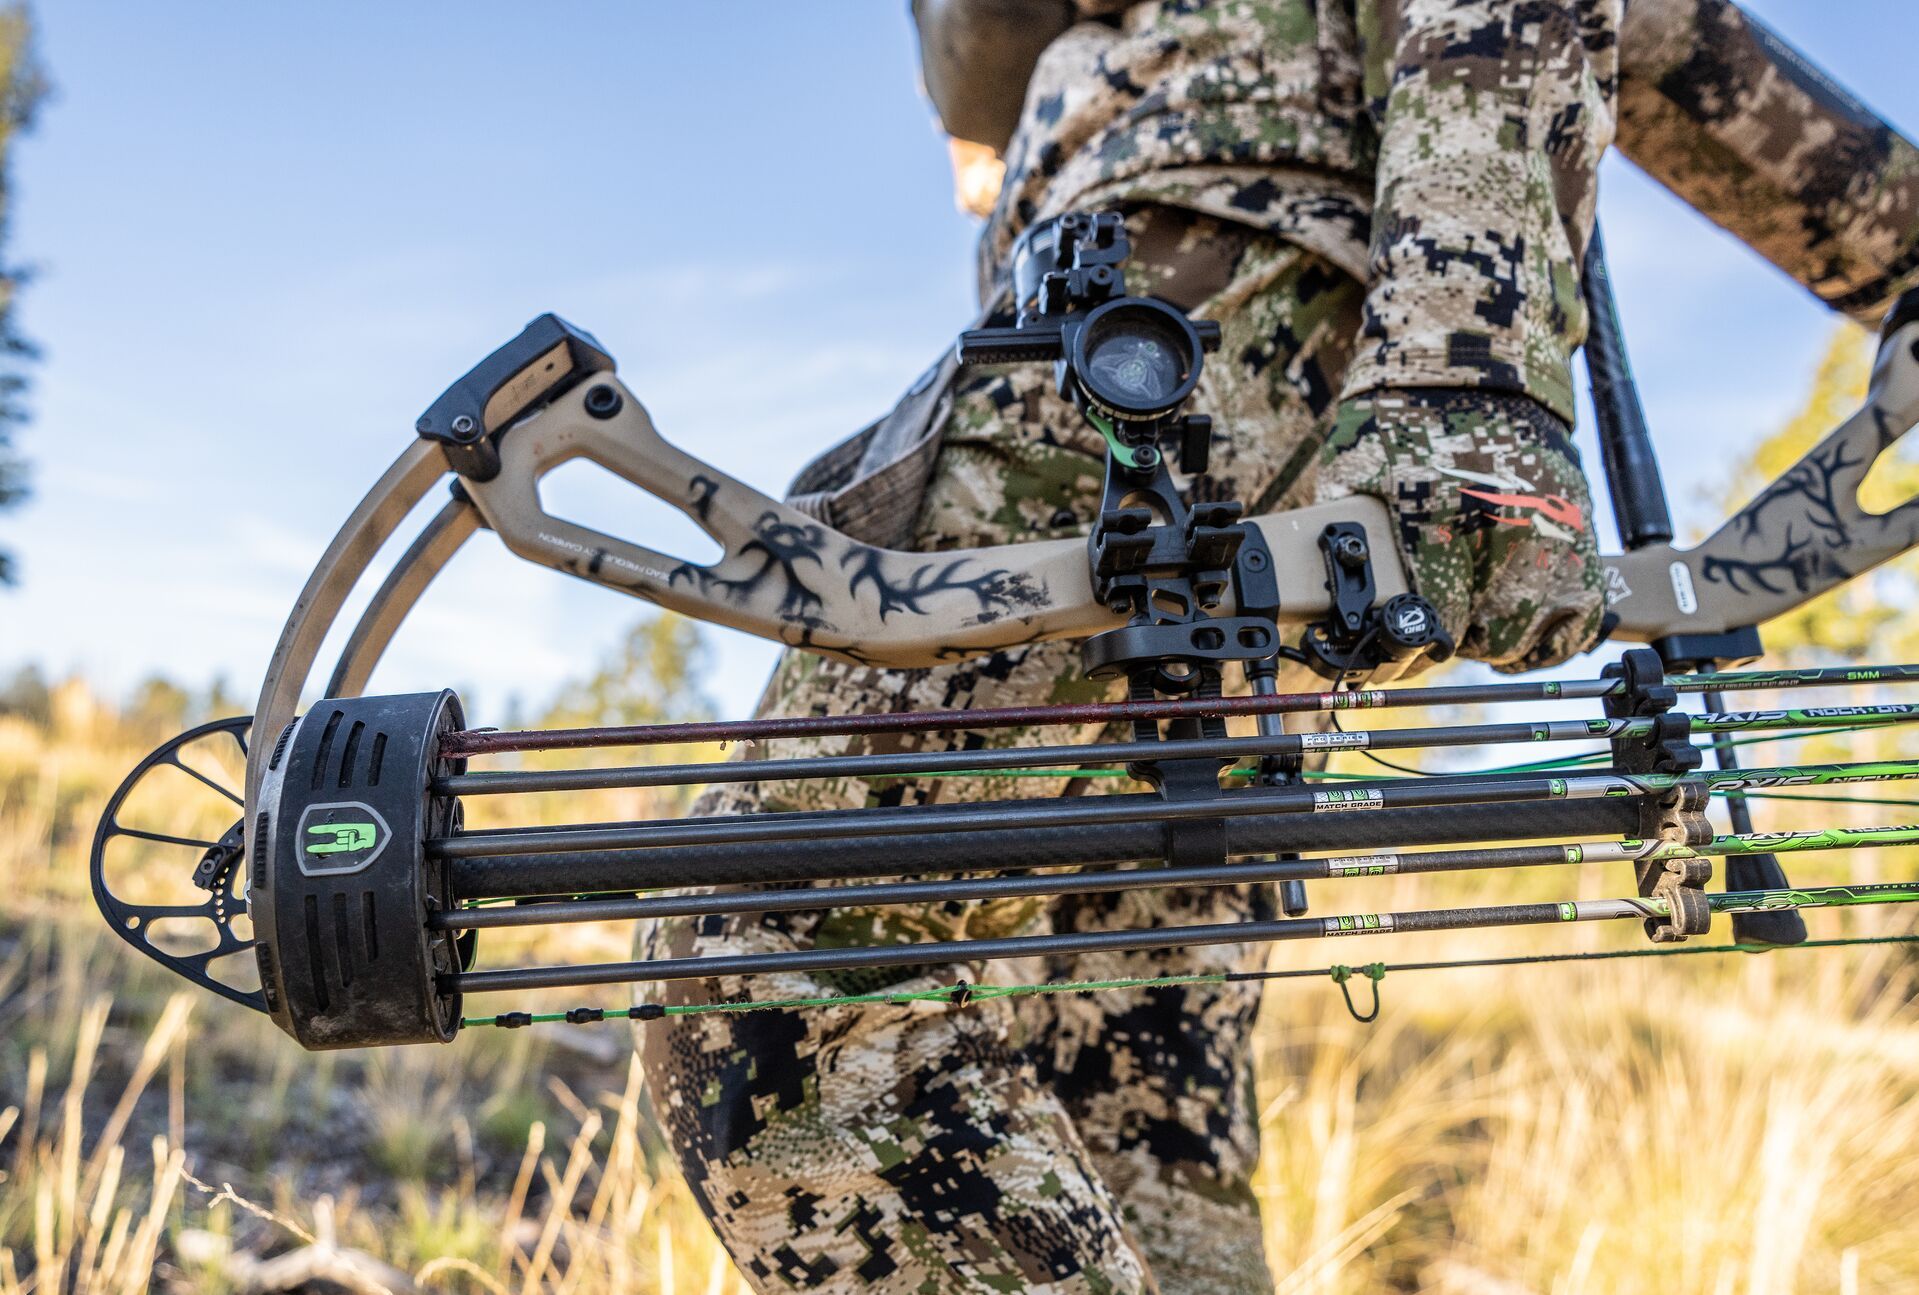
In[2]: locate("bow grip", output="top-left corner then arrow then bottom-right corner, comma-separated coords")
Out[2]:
416,313 -> 615,481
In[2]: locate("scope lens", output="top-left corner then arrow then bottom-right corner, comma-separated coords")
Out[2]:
1074,301 -> 1200,419
1089,332 -> 1180,403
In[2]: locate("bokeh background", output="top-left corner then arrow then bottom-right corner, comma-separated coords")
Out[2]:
5,4 -> 1919,1294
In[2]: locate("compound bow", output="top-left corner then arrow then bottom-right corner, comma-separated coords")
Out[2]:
91,210 -> 1919,1049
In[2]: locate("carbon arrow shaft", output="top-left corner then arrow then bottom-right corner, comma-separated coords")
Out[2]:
444,879 -> 1919,993
432,761 -> 1919,861
432,824 -> 1919,932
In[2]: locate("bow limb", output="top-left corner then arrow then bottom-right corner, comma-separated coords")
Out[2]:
1604,311 -> 1919,640
246,440 -> 449,808
323,497 -> 484,700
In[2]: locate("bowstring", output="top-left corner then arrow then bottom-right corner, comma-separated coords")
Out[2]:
460,933 -> 1919,1031
863,718 -> 1914,799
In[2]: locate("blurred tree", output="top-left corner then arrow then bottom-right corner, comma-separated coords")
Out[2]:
1718,325 -> 1919,663
204,672 -> 242,719
0,4 -> 43,586
125,673 -> 193,738
0,659 -> 47,720
538,614 -> 714,729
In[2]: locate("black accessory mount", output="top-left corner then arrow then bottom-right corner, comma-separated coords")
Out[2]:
1298,522 -> 1453,681
960,212 -> 1285,873
1603,648 -> 1712,942
960,212 -> 1280,697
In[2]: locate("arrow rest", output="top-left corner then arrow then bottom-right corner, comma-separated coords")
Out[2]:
1299,522 -> 1454,681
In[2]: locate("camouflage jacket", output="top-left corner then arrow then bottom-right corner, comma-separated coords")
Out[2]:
792,0 -> 1918,549
979,0 -> 1919,424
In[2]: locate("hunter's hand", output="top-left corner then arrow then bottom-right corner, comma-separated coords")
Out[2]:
1317,390 -> 1605,674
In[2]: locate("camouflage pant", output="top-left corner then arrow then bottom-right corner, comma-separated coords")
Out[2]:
638,208 -> 1365,1294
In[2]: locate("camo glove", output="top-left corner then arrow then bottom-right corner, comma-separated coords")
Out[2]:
1317,389 -> 1606,674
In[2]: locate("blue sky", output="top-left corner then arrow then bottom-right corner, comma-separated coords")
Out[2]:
3,1 -> 1915,722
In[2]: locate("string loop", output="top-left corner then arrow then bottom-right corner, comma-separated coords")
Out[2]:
1330,962 -> 1387,1023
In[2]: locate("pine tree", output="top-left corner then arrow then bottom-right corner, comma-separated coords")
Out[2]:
0,5 -> 44,585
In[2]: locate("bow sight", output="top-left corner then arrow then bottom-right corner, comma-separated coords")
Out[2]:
960,209 -> 1219,433
91,211 -> 1919,1050
956,211 -> 1448,686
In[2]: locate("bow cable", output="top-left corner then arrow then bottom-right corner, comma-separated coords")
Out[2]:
436,704 -> 1919,797
441,662 -> 1919,757
459,907 -> 1919,1031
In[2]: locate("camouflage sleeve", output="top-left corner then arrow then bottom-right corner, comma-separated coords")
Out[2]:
1337,0 -> 1620,424
1616,0 -> 1919,325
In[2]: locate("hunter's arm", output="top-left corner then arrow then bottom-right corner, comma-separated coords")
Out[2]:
1341,1 -> 1618,423
1617,0 -> 1919,324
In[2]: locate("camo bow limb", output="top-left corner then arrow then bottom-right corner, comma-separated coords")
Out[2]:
1604,313 -> 1919,640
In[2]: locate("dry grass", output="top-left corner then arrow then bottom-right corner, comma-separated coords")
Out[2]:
4,676 -> 1919,1293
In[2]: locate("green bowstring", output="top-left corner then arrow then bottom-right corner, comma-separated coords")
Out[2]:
463,973 -> 1225,1026
1725,790 -> 1919,809
1470,719 -> 1888,777
460,934 -> 1919,1029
